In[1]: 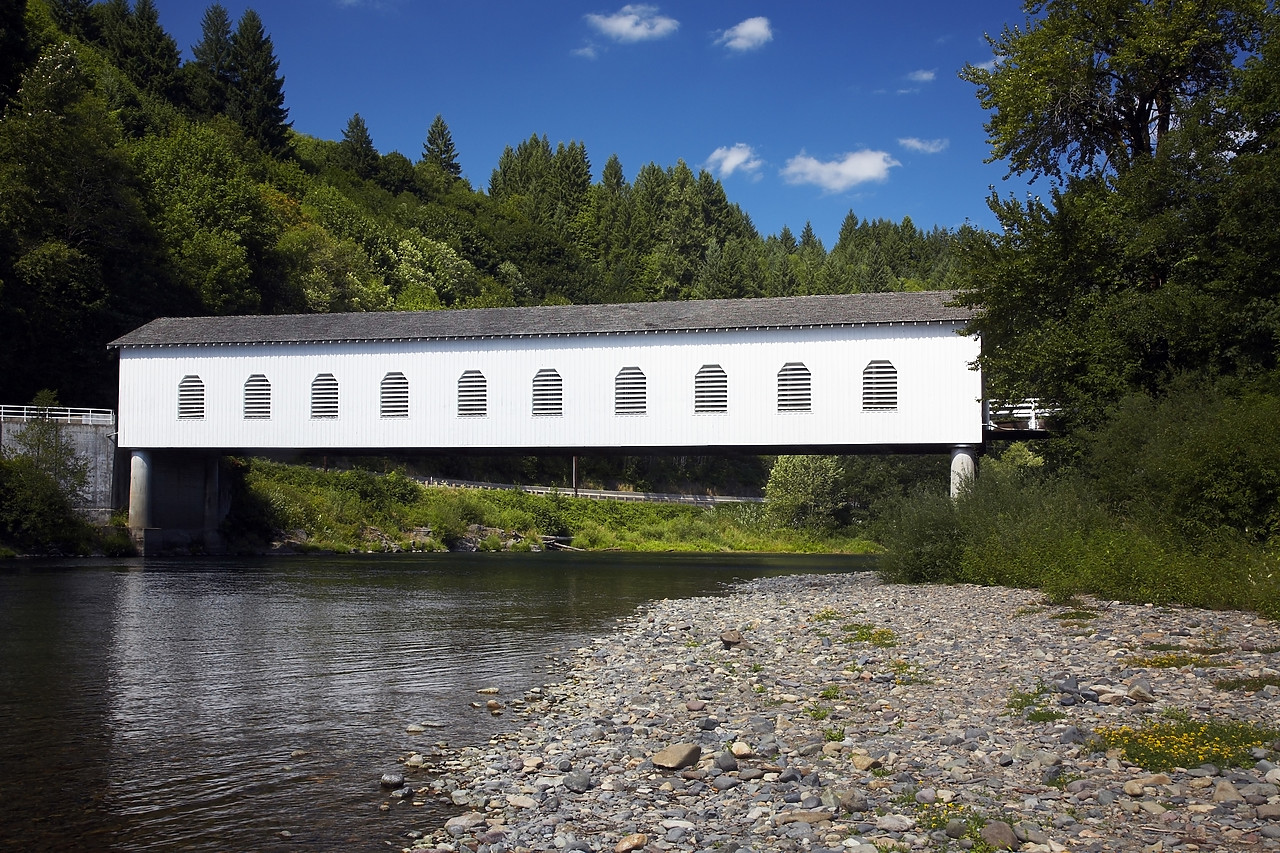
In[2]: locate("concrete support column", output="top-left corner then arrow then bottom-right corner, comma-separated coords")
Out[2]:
202,455 -> 220,533
950,445 -> 977,499
128,450 -> 151,531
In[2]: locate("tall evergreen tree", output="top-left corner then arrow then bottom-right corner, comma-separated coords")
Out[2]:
189,3 -> 233,116
422,113 -> 461,177
228,8 -> 291,157
98,0 -> 181,101
339,113 -> 379,180
0,0 -> 33,113
50,0 -> 99,42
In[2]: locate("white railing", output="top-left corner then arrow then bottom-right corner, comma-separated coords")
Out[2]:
985,398 -> 1055,431
0,405 -> 115,426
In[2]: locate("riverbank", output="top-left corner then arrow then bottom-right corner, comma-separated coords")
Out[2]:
396,573 -> 1280,853
234,460 -> 875,555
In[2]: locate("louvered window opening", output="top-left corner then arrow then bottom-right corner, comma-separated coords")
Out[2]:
458,370 -> 487,417
777,362 -> 811,412
243,374 -> 271,419
863,360 -> 898,410
178,375 -> 205,419
694,364 -> 728,414
532,368 -> 563,417
381,372 -> 409,418
615,367 -> 646,415
311,373 -> 339,419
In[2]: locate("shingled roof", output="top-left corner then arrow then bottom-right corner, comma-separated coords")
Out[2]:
109,291 -> 971,349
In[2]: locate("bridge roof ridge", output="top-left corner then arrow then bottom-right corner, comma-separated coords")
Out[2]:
108,291 -> 971,350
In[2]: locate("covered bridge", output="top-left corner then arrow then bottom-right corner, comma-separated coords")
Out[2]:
109,290 -> 982,550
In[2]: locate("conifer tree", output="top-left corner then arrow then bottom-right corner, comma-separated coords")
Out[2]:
98,0 -> 180,101
50,0 -> 98,42
422,114 -> 461,177
340,113 -> 379,180
189,3 -> 233,116
0,0 -> 33,113
228,8 -> 291,157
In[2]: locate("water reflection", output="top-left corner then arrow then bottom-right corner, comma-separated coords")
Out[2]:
0,552 -> 869,851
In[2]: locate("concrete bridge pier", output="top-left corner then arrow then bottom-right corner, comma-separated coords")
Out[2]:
127,450 -> 227,554
950,445 -> 977,499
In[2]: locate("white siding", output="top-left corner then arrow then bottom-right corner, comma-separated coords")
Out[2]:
116,324 -> 982,450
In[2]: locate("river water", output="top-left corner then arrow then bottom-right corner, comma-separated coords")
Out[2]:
0,552 -> 869,852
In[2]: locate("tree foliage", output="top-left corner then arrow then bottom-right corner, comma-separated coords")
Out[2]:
422,113 -> 461,178
962,0 -> 1270,180
960,1 -> 1280,452
228,8 -> 290,157
0,2 -> 965,413
765,455 -> 847,531
0,390 -> 92,551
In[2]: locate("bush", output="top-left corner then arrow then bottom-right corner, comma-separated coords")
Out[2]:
0,393 -> 94,553
1087,377 -> 1280,544
765,455 -> 847,531
877,489 -> 964,583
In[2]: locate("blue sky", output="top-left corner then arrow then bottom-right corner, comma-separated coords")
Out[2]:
156,1 -> 1038,247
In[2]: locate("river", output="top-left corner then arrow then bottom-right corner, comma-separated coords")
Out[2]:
0,551 -> 871,852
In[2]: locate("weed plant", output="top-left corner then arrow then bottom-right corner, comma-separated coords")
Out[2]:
877,431 -> 1280,617
1095,715 -> 1278,771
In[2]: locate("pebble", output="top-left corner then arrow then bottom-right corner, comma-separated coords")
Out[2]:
402,573 -> 1280,853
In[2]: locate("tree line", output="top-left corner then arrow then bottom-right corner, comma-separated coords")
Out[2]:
0,0 -> 965,409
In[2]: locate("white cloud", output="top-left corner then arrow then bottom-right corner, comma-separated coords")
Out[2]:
781,150 -> 899,192
705,144 -> 764,178
585,5 -> 678,42
899,137 -> 949,154
573,44 -> 599,59
716,17 -> 772,51
906,69 -> 936,82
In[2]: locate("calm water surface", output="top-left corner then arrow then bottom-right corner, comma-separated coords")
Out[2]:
0,552 -> 870,852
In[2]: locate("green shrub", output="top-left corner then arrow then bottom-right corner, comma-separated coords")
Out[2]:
765,455 -> 847,531
877,489 -> 964,583
1088,377 -> 1280,544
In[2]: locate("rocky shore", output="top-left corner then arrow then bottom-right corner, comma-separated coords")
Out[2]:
391,573 -> 1280,852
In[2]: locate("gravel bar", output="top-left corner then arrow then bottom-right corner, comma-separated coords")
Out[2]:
390,573 -> 1280,853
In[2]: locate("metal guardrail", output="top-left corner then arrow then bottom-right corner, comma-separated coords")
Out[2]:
0,405 -> 115,425
419,476 -> 764,505
986,398 -> 1054,431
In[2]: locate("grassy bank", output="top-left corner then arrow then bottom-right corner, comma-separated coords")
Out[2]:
227,458 -> 877,554
875,387 -> 1280,618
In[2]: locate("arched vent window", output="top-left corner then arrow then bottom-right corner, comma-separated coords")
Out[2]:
777,362 -> 811,412
615,367 -> 647,415
458,370 -> 487,417
243,374 -> 271,419
381,372 -> 409,418
862,360 -> 898,411
178,375 -> 205,419
311,373 -> 339,419
532,368 -> 563,417
694,364 -> 728,414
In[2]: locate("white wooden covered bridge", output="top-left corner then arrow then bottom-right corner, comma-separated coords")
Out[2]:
109,290 -> 984,550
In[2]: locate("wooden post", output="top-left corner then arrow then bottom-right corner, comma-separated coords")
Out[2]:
572,455 -> 578,498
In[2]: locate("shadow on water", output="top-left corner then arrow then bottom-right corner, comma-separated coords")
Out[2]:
0,551 -> 874,852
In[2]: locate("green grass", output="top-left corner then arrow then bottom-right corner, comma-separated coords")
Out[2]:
231,458 -> 880,554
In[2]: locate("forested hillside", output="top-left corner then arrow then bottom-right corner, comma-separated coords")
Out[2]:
0,0 -> 965,409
